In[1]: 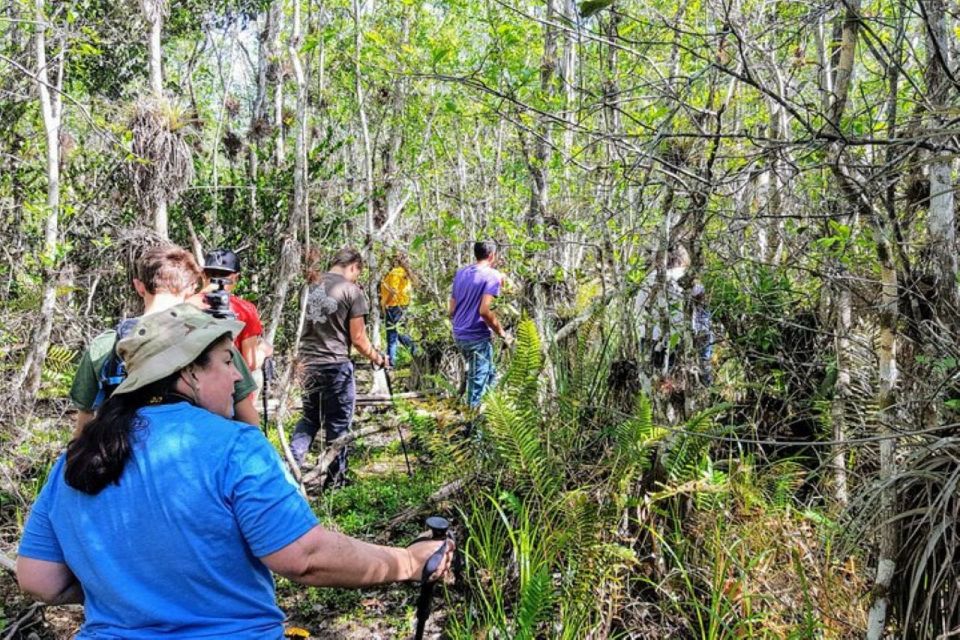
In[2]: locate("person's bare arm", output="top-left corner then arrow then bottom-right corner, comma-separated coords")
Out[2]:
349,316 -> 387,367
239,336 -> 259,371
478,293 -> 507,339
73,410 -> 95,438
261,525 -> 452,588
16,557 -> 85,605
448,297 -> 456,320
233,393 -> 259,426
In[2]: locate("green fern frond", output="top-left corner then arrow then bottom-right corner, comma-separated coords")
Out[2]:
514,567 -> 554,640
501,318 -> 543,401
610,393 -> 668,485
761,459 -> 806,508
614,394 -> 666,455
485,391 -> 559,498
404,406 -> 473,469
556,489 -> 599,550
45,345 -> 77,373
661,403 -> 733,483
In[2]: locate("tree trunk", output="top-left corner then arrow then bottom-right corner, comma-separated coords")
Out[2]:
351,0 -> 387,394
271,0 -> 284,167
865,23 -> 902,636
865,217 -> 899,640
828,0 -> 861,131
265,0 -> 309,344
148,9 -> 162,95
17,0 -> 63,398
830,269 -> 851,508
922,0 -> 958,325
143,0 -> 168,238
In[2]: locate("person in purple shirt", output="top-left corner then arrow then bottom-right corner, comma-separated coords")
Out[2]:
449,240 -> 512,407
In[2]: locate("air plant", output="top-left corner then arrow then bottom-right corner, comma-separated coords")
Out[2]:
126,95 -> 195,214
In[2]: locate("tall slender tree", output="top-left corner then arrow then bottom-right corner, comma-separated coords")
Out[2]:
16,0 -> 64,399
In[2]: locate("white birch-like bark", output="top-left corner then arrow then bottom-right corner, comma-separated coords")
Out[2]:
265,0 -> 309,345
352,0 -> 388,394
17,0 -> 63,397
865,228 -> 899,640
830,272 -> 851,507
923,0 -> 958,320
141,0 -> 168,238
272,0 -> 285,167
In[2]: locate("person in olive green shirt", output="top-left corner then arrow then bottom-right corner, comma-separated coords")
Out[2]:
71,245 -> 259,435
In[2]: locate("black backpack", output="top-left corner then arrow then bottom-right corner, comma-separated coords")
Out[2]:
91,318 -> 140,409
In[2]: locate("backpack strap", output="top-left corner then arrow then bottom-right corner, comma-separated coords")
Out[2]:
91,318 -> 140,409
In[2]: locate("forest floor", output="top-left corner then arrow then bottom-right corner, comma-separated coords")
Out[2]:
0,369 -> 456,639
277,403 -> 457,640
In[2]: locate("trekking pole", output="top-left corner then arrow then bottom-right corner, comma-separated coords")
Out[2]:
378,355 -> 413,477
413,516 -> 452,640
261,356 -> 274,437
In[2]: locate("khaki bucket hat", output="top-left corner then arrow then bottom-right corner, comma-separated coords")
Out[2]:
113,304 -> 244,396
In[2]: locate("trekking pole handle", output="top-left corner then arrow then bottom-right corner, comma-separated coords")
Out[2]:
421,516 -> 450,581
372,349 -> 391,371
263,356 -> 275,381
425,516 -> 449,539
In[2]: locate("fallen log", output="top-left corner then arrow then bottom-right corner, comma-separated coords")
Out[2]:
355,391 -> 438,405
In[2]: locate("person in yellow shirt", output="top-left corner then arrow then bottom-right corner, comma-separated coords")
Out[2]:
379,252 -> 417,364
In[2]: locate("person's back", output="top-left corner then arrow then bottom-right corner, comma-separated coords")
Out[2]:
380,266 -> 411,308
69,318 -> 140,411
449,241 -> 509,408
451,263 -> 503,342
301,271 -> 367,365
292,248 -> 383,474
380,261 -> 416,363
20,402 -> 314,639
19,304 -> 454,638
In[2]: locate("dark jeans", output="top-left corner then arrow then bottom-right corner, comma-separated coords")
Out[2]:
456,338 -> 495,408
291,362 -> 355,488
385,306 -> 415,364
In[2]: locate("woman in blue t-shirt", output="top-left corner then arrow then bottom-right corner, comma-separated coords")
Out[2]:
17,304 -> 452,640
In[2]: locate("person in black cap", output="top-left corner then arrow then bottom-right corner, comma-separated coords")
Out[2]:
189,249 -> 265,375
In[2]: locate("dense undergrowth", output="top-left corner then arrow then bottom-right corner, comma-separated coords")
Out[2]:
404,318 -> 870,638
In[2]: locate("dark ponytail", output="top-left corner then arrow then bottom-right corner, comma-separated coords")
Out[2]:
65,373 -> 179,494
65,335 -> 229,495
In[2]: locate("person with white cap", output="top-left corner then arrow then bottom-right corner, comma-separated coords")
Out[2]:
16,304 -> 454,639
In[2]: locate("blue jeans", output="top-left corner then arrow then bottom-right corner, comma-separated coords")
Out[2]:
385,306 -> 415,364
291,362 -> 355,488
457,338 -> 496,407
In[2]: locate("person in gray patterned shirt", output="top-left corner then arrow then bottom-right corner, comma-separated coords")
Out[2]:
291,247 -> 388,486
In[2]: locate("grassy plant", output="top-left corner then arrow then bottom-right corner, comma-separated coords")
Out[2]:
314,471 -> 437,537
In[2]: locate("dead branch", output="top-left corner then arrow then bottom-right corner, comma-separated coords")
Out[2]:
0,552 -> 16,573
374,478 -> 465,542
300,423 -> 390,486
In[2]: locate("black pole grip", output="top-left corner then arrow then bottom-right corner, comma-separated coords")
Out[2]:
425,516 -> 449,539
420,517 -> 450,582
414,517 -> 451,639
